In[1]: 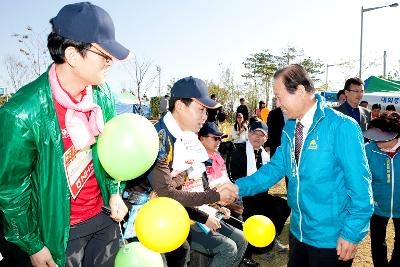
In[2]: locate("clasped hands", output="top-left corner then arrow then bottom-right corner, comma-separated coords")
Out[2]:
214,182 -> 239,206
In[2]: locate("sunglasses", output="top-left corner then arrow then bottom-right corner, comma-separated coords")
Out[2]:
205,136 -> 222,141
84,47 -> 113,63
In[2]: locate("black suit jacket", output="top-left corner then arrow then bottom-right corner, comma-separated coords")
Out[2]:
266,107 -> 285,157
334,103 -> 371,132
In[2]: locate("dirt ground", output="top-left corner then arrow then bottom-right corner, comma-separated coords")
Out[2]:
253,179 -> 395,267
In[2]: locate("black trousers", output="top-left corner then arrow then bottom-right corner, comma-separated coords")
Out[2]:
370,214 -> 400,267
66,212 -> 120,267
288,233 -> 353,267
165,240 -> 190,267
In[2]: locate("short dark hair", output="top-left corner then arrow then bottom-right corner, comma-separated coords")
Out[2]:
273,64 -> 315,94
210,94 -> 216,99
217,111 -> 227,123
168,98 -> 192,112
360,100 -> 368,105
369,111 -> 400,135
239,98 -> 245,102
47,31 -> 91,64
372,103 -> 381,110
336,89 -> 345,100
344,77 -> 364,91
386,104 -> 396,111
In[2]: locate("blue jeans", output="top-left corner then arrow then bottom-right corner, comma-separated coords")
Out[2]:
189,221 -> 247,267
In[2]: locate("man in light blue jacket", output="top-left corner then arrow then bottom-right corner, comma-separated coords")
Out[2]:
233,64 -> 373,267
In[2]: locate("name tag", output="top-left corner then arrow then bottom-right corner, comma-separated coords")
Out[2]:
63,145 -> 94,199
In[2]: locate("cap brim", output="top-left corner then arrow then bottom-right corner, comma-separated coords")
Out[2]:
252,128 -> 268,136
363,128 -> 398,142
97,41 -> 133,61
192,98 -> 222,109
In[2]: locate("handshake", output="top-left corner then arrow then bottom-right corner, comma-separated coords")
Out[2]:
214,182 -> 239,206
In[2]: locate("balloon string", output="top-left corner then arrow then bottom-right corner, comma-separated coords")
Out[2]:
116,181 -> 126,248
229,216 -> 244,224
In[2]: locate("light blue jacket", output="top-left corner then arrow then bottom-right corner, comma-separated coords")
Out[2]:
365,142 -> 400,218
236,94 -> 373,248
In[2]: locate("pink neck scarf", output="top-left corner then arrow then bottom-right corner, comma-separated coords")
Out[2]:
208,152 -> 225,178
49,64 -> 104,150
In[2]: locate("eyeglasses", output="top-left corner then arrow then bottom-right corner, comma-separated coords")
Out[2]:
346,89 -> 364,94
205,136 -> 222,141
84,47 -> 113,63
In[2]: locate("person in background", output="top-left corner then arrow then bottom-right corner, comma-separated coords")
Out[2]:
159,94 -> 170,117
363,111 -> 400,267
230,121 -> 290,266
255,101 -> 265,118
360,100 -> 369,109
232,112 -> 248,143
237,98 -> 249,121
0,3 -> 130,266
265,106 -> 287,158
206,94 -> 220,123
255,100 -> 269,122
216,111 -> 235,178
371,103 -> 382,120
230,64 -> 373,267
386,104 -> 396,112
334,78 -> 371,132
336,89 -> 346,105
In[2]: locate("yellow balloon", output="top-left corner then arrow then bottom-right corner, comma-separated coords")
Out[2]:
135,197 -> 190,253
243,215 -> 276,247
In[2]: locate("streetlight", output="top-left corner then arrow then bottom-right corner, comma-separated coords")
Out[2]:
325,64 -> 335,88
156,66 -> 161,97
359,3 -> 398,78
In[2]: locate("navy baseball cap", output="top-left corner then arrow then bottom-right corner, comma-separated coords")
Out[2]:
198,122 -> 228,138
51,2 -> 132,60
171,77 -> 221,109
249,121 -> 268,136
363,127 -> 398,142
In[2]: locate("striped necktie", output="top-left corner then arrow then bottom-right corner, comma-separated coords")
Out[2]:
295,122 -> 304,164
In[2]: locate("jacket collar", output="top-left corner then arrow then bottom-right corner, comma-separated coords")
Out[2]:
284,93 -> 326,138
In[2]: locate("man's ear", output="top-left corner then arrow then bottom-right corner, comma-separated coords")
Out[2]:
64,46 -> 79,67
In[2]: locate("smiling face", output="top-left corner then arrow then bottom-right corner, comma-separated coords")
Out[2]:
174,100 -> 207,132
248,130 -> 268,150
200,134 -> 221,153
273,77 -> 308,120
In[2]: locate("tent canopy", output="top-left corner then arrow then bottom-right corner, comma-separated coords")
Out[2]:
364,76 -> 400,93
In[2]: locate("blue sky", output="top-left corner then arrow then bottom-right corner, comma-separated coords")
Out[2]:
1,0 -> 400,95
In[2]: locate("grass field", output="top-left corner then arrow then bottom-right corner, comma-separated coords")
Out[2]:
253,179 -> 395,267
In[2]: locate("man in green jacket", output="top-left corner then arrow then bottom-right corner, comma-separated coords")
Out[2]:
0,3 -> 132,267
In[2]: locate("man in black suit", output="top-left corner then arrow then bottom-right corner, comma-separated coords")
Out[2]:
265,107 -> 286,157
230,121 -> 290,265
334,78 -> 371,132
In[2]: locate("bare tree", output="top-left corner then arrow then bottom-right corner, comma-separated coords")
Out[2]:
11,26 -> 50,78
124,57 -> 157,107
3,55 -> 31,92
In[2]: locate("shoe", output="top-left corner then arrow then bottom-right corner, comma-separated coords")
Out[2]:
274,240 -> 289,253
259,250 -> 275,260
240,257 -> 260,267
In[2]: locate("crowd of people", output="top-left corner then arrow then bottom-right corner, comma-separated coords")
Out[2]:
0,2 -> 399,267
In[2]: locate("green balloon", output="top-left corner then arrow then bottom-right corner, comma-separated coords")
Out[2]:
114,242 -> 164,267
97,113 -> 159,181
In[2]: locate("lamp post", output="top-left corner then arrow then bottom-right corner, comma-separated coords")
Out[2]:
325,64 -> 335,89
359,3 -> 398,78
156,66 -> 161,97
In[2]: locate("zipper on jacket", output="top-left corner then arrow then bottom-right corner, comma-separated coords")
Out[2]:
283,130 -> 303,242
391,157 -> 394,218
372,149 -> 395,218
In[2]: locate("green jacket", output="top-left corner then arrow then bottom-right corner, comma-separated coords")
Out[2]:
0,67 -> 122,266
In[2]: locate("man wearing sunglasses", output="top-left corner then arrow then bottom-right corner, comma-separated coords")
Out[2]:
0,3 -> 132,267
334,77 -> 371,132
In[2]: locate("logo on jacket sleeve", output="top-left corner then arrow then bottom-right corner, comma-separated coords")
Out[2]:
308,139 -> 318,150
